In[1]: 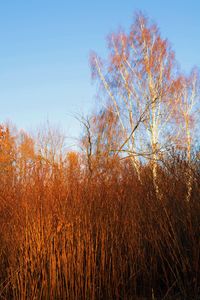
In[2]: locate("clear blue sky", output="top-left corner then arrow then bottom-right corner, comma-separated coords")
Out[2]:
0,0 -> 199,140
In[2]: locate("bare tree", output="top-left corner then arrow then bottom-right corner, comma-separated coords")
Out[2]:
176,69 -> 200,201
90,12 -> 183,192
80,107 -> 122,176
35,122 -> 66,166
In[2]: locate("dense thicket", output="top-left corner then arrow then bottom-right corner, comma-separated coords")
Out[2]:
0,124 -> 199,299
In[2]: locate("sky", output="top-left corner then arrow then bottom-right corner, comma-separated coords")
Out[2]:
0,0 -> 200,143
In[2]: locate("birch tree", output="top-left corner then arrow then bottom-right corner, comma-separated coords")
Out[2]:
90,12 -> 181,190
176,69 -> 200,201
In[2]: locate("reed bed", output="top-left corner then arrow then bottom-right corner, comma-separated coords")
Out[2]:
0,150 -> 199,299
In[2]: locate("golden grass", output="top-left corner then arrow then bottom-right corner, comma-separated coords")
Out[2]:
0,148 -> 199,299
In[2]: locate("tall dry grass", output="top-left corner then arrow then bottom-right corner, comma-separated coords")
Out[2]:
0,129 -> 199,299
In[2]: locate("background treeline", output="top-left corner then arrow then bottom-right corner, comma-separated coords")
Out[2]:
0,11 -> 200,300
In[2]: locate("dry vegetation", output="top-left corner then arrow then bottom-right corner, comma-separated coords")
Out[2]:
0,124 -> 199,300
